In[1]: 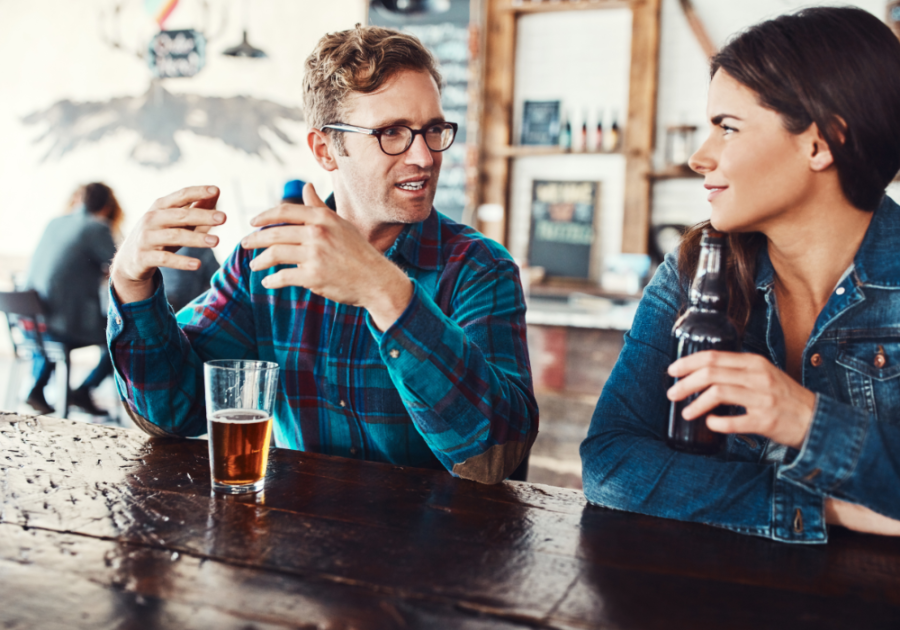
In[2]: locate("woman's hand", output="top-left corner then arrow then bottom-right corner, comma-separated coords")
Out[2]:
667,351 -> 816,449
826,499 -> 900,536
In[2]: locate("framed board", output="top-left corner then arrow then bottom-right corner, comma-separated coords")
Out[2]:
527,180 -> 600,281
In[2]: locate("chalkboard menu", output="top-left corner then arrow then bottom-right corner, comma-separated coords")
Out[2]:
528,180 -> 600,280
148,29 -> 206,79
369,0 -> 469,223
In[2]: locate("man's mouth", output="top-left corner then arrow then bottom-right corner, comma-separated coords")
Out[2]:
396,178 -> 427,191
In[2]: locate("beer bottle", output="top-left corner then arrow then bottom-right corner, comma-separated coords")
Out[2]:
667,229 -> 738,455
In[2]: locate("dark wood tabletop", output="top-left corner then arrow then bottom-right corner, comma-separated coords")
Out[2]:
2,411 -> 899,629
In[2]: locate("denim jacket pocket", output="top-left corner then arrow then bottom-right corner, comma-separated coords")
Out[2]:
836,341 -> 900,422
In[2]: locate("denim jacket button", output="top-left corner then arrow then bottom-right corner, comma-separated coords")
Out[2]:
875,346 -> 887,368
810,353 -> 823,367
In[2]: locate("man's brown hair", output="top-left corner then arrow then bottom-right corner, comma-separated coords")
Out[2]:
302,25 -> 443,154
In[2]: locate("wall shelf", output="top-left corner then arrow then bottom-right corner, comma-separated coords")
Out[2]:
494,145 -> 624,158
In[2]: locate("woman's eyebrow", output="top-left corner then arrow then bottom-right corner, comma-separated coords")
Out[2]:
711,113 -> 743,125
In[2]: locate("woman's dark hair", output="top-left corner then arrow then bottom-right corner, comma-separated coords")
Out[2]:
83,182 -> 112,214
679,7 -> 900,334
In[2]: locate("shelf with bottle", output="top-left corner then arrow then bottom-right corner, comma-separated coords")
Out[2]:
494,145 -> 625,158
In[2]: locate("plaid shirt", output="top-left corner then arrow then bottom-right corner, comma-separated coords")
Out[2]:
107,205 -> 538,484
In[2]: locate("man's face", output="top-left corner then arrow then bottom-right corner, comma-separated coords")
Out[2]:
331,69 -> 445,229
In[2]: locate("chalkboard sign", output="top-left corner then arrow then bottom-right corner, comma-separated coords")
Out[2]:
148,29 -> 206,79
528,180 -> 599,280
369,0 -> 469,223
521,100 -> 560,145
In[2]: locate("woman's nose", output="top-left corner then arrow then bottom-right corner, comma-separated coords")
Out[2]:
688,135 -> 716,175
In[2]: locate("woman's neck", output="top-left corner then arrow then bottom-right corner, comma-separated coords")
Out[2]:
765,192 -> 873,311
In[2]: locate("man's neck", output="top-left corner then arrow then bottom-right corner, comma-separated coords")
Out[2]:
331,189 -> 408,254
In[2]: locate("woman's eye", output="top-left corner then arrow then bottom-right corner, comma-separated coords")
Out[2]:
721,124 -> 737,135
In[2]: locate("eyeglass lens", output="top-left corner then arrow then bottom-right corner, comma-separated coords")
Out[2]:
379,124 -> 456,155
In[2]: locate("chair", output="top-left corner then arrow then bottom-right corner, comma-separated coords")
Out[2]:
0,290 -> 73,417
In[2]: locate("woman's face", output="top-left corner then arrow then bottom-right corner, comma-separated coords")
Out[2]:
689,70 -> 818,233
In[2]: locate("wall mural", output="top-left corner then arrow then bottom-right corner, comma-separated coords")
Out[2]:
22,0 -> 304,168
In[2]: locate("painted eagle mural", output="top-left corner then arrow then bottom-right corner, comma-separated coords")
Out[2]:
23,80 -> 305,168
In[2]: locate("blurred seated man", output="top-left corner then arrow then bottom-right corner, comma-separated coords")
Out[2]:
159,248 -> 220,313
25,182 -> 121,416
107,26 -> 537,484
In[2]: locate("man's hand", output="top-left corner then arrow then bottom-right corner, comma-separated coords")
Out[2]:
111,186 -> 224,304
240,183 -> 413,331
667,351 -> 817,449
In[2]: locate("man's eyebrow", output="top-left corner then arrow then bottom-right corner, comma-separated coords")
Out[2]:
710,113 -> 743,125
371,116 -> 447,128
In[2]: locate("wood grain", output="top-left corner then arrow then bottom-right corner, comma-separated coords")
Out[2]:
3,412 -> 900,629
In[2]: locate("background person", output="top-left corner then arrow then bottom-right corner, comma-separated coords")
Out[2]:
25,182 -> 121,416
581,7 -> 900,542
107,26 -> 537,484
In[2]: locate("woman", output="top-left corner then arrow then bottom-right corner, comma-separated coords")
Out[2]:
581,7 -> 900,543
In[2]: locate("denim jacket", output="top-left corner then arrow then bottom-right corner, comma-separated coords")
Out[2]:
581,195 -> 900,543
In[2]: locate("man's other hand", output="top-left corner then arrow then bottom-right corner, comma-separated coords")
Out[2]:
241,183 -> 413,331
111,186 -> 224,304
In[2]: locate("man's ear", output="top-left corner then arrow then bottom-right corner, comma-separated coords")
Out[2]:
309,129 -> 338,172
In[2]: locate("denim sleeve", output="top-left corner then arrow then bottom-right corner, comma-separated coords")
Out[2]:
365,261 -> 538,485
580,253 -> 827,543
778,394 -> 900,520
107,248 -> 258,438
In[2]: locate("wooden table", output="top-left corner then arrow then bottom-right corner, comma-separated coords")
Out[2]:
2,411 -> 899,629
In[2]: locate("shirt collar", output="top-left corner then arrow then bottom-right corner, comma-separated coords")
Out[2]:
754,195 -> 900,291
324,192 -> 442,271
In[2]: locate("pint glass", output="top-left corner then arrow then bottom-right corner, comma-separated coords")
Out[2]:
203,360 -> 279,494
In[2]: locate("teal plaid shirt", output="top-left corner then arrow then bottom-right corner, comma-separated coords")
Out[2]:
107,205 -> 538,484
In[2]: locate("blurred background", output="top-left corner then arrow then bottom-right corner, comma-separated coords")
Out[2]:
0,0 -> 896,487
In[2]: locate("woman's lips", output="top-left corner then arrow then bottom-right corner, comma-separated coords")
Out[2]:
705,185 -> 728,202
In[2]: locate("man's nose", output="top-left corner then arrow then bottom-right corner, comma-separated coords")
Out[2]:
404,133 -> 435,168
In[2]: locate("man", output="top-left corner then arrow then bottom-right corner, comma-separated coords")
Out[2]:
26,182 -> 119,416
107,26 -> 537,484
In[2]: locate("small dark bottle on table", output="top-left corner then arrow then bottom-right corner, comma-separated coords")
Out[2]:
667,229 -> 738,455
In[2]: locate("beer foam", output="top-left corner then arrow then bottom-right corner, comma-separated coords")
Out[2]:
209,409 -> 270,424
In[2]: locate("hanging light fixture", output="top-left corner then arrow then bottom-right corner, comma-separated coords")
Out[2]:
222,0 -> 267,58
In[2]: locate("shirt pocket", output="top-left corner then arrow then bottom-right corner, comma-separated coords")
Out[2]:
835,341 -> 900,422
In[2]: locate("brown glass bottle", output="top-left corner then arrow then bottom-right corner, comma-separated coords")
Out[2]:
667,229 -> 738,455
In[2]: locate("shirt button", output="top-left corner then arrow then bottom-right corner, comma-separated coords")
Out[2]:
349,447 -> 359,456
115,316 -> 122,326
339,400 -> 346,407
835,287 -> 846,295
810,353 -> 823,367
389,349 -> 400,359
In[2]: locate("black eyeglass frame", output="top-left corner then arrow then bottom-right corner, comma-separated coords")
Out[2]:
321,122 -> 459,156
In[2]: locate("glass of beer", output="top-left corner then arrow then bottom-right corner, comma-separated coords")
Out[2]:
203,360 -> 279,494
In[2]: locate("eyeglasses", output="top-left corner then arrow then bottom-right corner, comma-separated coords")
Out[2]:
321,122 -> 459,156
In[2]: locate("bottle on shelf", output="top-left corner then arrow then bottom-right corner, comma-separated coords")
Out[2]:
580,114 -> 588,153
604,112 -> 620,152
559,110 -> 572,152
667,229 -> 738,455
594,111 -> 604,153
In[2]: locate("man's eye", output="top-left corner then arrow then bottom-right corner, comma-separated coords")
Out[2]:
427,125 -> 445,134
382,127 -> 403,137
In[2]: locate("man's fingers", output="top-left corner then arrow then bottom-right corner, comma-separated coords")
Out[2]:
248,244 -> 307,272
146,206 -> 226,230
190,188 -> 221,210
241,225 -> 312,250
260,267 -> 308,290
303,182 -> 326,208
152,186 -> 219,211
145,228 -> 219,250
146,250 -> 203,271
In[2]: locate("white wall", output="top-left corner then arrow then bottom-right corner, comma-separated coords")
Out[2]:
0,0 -> 366,263
652,0 -> 886,227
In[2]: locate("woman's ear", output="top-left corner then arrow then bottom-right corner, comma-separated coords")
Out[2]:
808,117 -> 846,172
308,129 -> 338,172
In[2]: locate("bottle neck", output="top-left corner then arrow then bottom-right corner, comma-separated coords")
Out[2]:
690,243 -> 728,311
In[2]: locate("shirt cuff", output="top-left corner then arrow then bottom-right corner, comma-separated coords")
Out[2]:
771,474 -> 827,543
777,394 -> 869,496
107,271 -> 171,343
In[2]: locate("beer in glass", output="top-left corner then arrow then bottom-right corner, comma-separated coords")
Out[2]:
204,360 -> 279,493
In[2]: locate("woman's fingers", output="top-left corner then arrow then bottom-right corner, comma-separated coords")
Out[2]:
668,350 -> 768,378
681,384 -> 773,420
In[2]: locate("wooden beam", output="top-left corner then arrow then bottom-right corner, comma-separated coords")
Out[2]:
500,0 -> 631,14
621,0 -> 661,254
